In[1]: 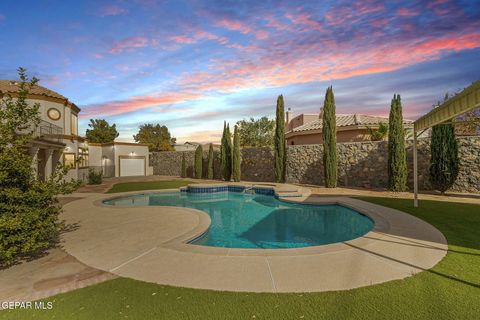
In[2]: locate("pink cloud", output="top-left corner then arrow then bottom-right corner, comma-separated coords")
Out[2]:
370,18 -> 389,28
215,18 -> 268,39
99,5 -> 127,17
397,7 -> 419,17
81,92 -> 203,118
285,12 -> 323,31
109,36 -> 149,54
325,1 -> 385,26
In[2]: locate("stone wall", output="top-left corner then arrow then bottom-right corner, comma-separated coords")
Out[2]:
150,136 -> 480,193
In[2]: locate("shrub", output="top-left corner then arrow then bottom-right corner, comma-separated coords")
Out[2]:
207,144 -> 214,179
429,120 -> 459,193
88,168 -> 103,185
194,145 -> 203,179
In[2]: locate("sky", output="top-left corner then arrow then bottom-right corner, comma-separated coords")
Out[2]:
0,0 -> 479,143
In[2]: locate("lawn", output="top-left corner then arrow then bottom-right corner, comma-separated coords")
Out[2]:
106,180 -> 194,193
2,197 -> 479,319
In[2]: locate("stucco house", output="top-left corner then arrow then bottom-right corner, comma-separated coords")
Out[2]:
0,80 -> 153,180
285,111 -> 414,145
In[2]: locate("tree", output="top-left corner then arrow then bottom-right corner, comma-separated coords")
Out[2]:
368,123 -> 389,141
207,144 -> 214,179
429,96 -> 459,194
236,116 -> 275,147
194,145 -> 203,179
274,95 -> 286,183
387,94 -> 408,191
85,119 -> 119,143
220,122 -> 232,181
322,86 -> 338,188
133,123 -> 176,151
233,125 -> 241,182
181,152 -> 187,178
0,68 -> 79,266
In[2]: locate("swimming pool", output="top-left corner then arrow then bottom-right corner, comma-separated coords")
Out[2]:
104,191 -> 374,249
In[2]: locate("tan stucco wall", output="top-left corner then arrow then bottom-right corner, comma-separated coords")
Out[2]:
287,129 -> 373,145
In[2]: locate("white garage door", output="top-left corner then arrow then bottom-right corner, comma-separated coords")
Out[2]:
119,157 -> 145,177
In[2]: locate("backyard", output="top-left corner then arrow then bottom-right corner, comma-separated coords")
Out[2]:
1,195 -> 478,320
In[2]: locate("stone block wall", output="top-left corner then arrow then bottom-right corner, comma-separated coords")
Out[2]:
150,136 -> 480,193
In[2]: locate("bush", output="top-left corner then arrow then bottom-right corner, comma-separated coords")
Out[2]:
88,168 -> 103,185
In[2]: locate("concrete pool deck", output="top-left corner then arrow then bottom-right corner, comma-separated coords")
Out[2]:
58,183 -> 448,293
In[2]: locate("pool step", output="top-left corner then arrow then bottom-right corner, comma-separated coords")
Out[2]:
275,191 -> 303,198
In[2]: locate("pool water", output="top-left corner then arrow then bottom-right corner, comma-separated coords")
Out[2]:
104,192 -> 374,249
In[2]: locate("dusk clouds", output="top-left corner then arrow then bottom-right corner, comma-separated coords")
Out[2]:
0,0 -> 479,142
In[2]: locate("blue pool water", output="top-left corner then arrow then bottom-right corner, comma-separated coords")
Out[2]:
104,192 -> 374,249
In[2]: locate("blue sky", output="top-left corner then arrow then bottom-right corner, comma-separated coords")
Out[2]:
0,0 -> 479,142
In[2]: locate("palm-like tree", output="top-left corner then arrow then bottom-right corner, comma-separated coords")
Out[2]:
368,123 -> 389,141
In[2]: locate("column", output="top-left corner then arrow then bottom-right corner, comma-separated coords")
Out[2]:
44,149 -> 54,180
29,146 -> 40,179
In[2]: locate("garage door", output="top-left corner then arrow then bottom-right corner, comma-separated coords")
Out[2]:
119,157 -> 145,177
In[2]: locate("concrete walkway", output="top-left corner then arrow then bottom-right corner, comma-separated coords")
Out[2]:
59,186 -> 448,293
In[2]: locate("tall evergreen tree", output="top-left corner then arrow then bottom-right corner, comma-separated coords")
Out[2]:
429,95 -> 459,194
220,121 -> 227,180
274,95 -> 286,183
233,125 -> 241,182
387,94 -> 408,191
225,124 -> 233,181
181,152 -> 187,178
220,121 -> 232,181
194,145 -> 203,179
322,86 -> 338,188
207,143 -> 214,179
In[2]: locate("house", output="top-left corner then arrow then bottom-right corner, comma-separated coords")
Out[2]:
285,111 -> 413,145
0,80 -> 153,180
173,142 -> 201,151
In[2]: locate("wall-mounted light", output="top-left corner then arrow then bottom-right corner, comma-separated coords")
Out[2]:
65,146 -> 70,151
130,152 -> 135,156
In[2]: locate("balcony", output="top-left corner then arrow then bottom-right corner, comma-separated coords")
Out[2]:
34,120 -> 63,143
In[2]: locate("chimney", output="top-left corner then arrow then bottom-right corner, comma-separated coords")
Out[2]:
285,107 -> 292,131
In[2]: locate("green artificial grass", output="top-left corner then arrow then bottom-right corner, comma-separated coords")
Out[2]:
106,180 -> 193,193
2,197 -> 479,319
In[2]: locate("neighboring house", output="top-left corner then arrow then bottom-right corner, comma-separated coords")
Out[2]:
285,112 -> 414,145
173,142 -> 201,151
0,80 -> 152,180
174,142 -> 221,152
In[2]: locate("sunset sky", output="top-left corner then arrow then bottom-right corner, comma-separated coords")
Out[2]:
0,0 -> 479,142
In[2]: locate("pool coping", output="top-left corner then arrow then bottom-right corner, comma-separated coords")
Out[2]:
94,183 -> 390,257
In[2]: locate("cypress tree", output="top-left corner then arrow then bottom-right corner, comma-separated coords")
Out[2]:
387,94 -> 408,191
224,124 -> 233,181
274,95 -> 286,183
194,145 -> 203,179
322,86 -> 337,188
181,152 -> 187,178
429,95 -> 459,194
207,143 -> 214,179
233,125 -> 241,182
220,121 -> 227,180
